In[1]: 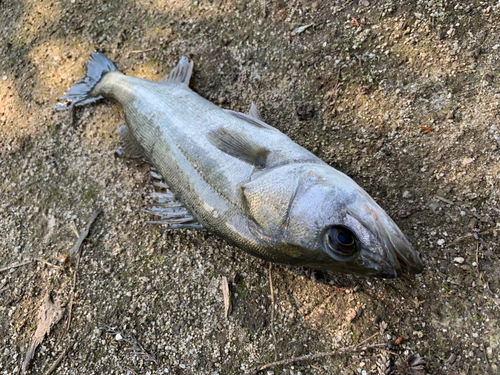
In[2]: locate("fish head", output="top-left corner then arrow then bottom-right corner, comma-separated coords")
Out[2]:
283,164 -> 424,278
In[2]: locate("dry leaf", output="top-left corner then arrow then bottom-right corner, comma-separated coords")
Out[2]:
21,294 -> 64,374
221,276 -> 232,319
58,254 -> 71,266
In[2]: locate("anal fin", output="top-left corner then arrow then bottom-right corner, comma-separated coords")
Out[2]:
144,173 -> 203,230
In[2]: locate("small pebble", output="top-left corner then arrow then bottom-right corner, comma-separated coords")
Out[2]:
2,76 -> 7,81
454,257 -> 465,264
462,157 -> 474,166
448,353 -> 457,364
413,331 -> 424,338
311,2 -> 318,9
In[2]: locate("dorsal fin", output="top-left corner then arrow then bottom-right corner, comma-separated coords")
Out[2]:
224,110 -> 277,131
207,128 -> 270,168
160,56 -> 193,85
248,102 -> 264,122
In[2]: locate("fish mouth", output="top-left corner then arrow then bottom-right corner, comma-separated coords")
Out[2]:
345,198 -> 425,278
371,234 -> 424,279
390,243 -> 424,277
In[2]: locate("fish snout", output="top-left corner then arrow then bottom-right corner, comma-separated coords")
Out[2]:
394,247 -> 424,275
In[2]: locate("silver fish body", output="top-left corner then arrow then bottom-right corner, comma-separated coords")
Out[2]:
56,52 -> 424,278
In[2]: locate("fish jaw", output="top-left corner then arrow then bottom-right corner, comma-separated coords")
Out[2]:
345,194 -> 424,277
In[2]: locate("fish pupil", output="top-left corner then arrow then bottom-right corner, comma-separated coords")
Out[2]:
336,230 -> 354,246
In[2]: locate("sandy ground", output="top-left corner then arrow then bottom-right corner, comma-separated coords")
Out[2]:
1,0 -> 500,374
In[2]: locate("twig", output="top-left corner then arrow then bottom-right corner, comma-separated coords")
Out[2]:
451,229 -> 495,245
129,48 -> 155,54
44,347 -> 69,375
60,257 -> 79,341
60,210 -> 100,342
379,348 -> 400,356
100,323 -> 158,363
24,179 -> 41,187
0,259 -> 33,273
70,221 -> 80,238
434,195 -> 454,205
36,258 -> 61,270
0,258 -> 64,275
434,195 -> 484,221
357,332 -> 379,347
268,263 -> 278,361
245,341 -> 383,375
70,210 -> 100,256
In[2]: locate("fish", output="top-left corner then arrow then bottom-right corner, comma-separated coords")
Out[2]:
55,51 -> 424,278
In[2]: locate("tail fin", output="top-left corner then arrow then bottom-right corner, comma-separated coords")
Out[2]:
54,51 -> 118,111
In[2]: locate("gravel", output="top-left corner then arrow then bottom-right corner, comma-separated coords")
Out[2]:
1,0 -> 500,374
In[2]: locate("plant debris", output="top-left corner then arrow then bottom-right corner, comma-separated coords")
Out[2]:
21,294 -> 64,374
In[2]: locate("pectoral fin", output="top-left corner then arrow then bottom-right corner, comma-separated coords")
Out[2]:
207,128 -> 270,168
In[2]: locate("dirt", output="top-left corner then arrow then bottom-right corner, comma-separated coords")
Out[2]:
1,0 -> 500,374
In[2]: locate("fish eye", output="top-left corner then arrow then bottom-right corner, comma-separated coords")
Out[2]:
326,226 -> 357,255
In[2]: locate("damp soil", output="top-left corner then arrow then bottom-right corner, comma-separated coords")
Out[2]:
1,1 -> 500,374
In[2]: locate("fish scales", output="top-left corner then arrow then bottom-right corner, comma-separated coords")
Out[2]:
55,51 -> 424,278
97,73 -> 316,256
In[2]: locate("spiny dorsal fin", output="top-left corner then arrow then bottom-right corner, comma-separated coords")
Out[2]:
160,56 -> 193,85
207,128 -> 270,168
248,102 -> 264,122
224,110 -> 277,131
115,125 -> 145,159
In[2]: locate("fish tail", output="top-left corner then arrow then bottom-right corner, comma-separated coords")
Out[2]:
54,51 -> 119,111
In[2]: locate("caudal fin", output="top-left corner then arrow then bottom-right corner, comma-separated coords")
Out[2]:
54,51 -> 118,111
